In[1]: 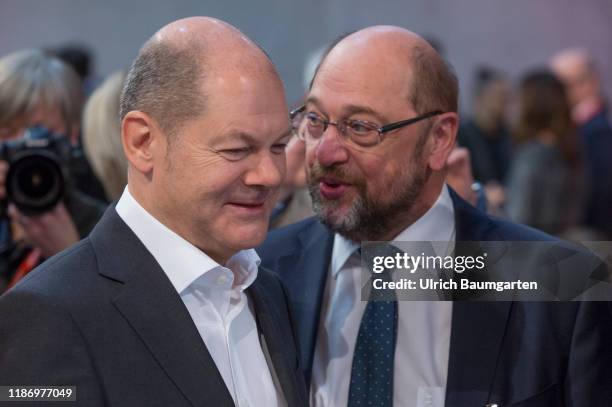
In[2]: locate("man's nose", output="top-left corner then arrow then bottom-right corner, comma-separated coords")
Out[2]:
244,152 -> 284,188
314,125 -> 349,167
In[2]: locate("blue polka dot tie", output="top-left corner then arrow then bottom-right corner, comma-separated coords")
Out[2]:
348,248 -> 398,407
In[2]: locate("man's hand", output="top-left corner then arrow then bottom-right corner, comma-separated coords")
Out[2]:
445,147 -> 478,206
9,203 -> 79,258
484,181 -> 506,216
0,160 -> 8,200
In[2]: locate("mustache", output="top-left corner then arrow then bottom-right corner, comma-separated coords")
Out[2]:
308,164 -> 359,185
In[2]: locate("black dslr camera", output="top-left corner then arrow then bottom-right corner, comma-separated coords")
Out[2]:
0,126 -> 76,216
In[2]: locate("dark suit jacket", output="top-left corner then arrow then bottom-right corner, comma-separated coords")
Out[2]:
579,108 -> 612,238
457,119 -> 512,184
0,206 -> 308,407
258,189 -> 612,406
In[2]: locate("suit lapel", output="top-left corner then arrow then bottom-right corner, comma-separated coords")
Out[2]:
274,220 -> 334,385
445,302 -> 513,406
90,207 -> 235,407
445,190 -> 513,407
248,277 -> 305,407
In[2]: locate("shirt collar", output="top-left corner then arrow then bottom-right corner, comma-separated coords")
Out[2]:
330,184 -> 455,277
393,183 -> 455,243
331,234 -> 360,278
115,187 -> 260,294
225,249 -> 260,291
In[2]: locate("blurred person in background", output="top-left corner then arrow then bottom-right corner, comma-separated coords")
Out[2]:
48,45 -> 108,202
82,70 -> 128,201
269,43 -> 331,228
551,48 -> 612,239
51,43 -> 98,96
0,49 -> 106,291
445,146 -> 487,211
506,70 -> 583,236
270,122 -> 313,228
458,66 -> 512,212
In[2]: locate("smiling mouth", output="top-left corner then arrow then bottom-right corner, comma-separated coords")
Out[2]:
225,201 -> 268,215
227,201 -> 265,208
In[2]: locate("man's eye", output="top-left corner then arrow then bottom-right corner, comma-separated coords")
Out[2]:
219,147 -> 251,160
348,121 -> 374,134
271,143 -> 288,154
306,113 -> 324,127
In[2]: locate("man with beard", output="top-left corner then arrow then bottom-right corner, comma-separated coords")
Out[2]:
258,26 -> 612,406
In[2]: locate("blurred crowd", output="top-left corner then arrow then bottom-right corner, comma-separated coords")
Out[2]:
1,41 -> 611,292
457,50 -> 612,241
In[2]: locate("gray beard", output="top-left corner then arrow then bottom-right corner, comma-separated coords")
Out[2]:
308,159 -> 431,242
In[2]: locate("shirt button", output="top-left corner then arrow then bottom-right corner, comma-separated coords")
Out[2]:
216,274 -> 228,285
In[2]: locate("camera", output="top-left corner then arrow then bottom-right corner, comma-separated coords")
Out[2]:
0,126 -> 76,216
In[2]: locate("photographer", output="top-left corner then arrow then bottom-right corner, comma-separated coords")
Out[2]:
0,49 -> 107,291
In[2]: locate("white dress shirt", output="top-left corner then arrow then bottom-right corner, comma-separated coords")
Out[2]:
116,187 -> 283,407
310,184 -> 455,407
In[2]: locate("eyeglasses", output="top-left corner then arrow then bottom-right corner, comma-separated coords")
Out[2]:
290,105 -> 443,147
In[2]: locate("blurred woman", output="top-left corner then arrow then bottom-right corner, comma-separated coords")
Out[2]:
82,70 -> 128,201
458,66 -> 512,185
0,49 -> 107,290
506,70 -> 583,235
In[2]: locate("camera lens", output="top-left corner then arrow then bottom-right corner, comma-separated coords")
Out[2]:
7,153 -> 65,215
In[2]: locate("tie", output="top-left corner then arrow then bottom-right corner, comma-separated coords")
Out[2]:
348,245 -> 399,407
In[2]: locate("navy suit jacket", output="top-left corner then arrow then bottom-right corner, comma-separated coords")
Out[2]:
0,206 -> 308,407
258,189 -> 612,406
579,108 -> 612,237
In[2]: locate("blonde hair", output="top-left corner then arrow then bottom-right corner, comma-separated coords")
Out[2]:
82,71 -> 128,200
0,48 -> 82,131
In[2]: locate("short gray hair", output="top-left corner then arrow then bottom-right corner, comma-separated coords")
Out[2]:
119,41 -> 206,137
410,45 -> 458,114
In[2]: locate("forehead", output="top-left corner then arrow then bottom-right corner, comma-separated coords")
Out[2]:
309,47 -> 414,117
198,67 -> 289,140
553,56 -> 589,81
0,104 -> 66,140
211,69 -> 284,108
29,104 -> 64,123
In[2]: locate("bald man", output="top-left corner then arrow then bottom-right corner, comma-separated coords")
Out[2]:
258,26 -> 612,406
0,17 -> 307,407
551,48 -> 612,239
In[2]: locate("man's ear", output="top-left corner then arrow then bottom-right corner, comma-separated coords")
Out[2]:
121,111 -> 161,174
427,112 -> 459,171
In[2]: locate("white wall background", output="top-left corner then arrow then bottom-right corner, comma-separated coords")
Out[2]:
1,0 -> 611,113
